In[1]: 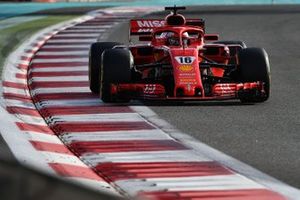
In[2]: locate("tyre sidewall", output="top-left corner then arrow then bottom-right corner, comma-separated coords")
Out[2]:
101,48 -> 133,102
238,48 -> 270,102
88,42 -> 122,93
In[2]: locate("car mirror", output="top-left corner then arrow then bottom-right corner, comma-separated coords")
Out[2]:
204,34 -> 219,41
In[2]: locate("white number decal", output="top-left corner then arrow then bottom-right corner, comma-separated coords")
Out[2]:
175,56 -> 195,64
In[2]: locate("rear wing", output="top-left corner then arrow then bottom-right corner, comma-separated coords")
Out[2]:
129,18 -> 205,36
130,19 -> 165,36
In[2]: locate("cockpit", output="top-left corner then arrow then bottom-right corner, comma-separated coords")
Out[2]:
152,28 -> 203,47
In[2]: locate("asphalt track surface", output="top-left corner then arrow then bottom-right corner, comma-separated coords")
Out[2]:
106,5 -> 300,188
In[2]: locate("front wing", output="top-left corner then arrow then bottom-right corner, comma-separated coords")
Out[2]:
110,82 -> 266,101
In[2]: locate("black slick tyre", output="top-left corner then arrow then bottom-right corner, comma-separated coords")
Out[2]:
88,42 -> 122,94
238,48 -> 270,103
101,49 -> 133,103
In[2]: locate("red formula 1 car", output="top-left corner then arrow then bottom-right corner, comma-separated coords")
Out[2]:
89,6 -> 270,103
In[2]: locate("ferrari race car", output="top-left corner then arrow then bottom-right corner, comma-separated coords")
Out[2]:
89,6 -> 270,103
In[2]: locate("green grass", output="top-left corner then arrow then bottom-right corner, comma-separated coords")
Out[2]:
0,15 -> 80,77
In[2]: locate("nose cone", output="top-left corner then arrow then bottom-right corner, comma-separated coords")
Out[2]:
169,48 -> 204,97
175,86 -> 202,97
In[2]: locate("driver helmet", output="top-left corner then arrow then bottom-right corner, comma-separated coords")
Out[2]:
182,32 -> 189,38
182,32 -> 190,46
165,32 -> 179,46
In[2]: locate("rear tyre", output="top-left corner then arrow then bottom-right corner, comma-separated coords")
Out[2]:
88,42 -> 122,94
101,49 -> 133,103
238,48 -> 270,103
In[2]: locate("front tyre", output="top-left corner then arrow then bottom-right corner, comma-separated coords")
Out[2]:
101,49 -> 133,103
88,42 -> 122,94
238,48 -> 270,103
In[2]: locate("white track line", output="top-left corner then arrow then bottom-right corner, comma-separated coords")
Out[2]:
25,132 -> 62,144
61,130 -> 172,143
115,174 -> 265,195
35,99 -> 102,107
32,87 -> 90,94
49,113 -> 144,123
69,25 -> 112,29
41,44 -> 90,49
46,39 -> 96,43
3,87 -> 30,96
31,76 -> 88,82
53,33 -> 100,37
32,58 -> 88,63
32,67 -> 87,72
14,114 -> 46,125
36,51 -> 88,55
59,30 -> 106,33
82,150 -> 212,166
5,100 -> 35,109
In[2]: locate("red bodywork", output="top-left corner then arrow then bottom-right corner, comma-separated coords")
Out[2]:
110,15 -> 265,101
